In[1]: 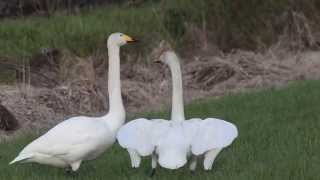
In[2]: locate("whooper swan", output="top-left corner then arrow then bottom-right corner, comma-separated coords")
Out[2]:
157,50 -> 238,172
9,33 -> 137,172
117,49 -> 238,176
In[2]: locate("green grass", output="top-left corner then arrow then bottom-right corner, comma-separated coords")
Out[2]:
0,4 -> 166,58
1,0 -> 319,59
1,80 -> 320,180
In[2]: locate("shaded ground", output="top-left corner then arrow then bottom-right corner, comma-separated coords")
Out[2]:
1,47 -> 320,140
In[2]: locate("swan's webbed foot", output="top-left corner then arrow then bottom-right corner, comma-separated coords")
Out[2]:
149,168 -> 156,177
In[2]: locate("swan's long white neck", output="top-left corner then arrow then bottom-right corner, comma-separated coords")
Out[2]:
104,43 -> 125,131
166,52 -> 185,121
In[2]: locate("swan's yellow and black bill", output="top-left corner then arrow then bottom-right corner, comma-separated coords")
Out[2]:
123,34 -> 138,43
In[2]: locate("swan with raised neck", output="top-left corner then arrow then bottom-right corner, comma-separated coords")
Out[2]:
102,32 -> 135,132
9,32 -> 137,172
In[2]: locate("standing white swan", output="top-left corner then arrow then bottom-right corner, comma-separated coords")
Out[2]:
156,50 -> 238,172
9,33 -> 136,172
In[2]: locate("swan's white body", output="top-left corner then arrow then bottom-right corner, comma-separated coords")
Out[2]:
10,33 -> 136,171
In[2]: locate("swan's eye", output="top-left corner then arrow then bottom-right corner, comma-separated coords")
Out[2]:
120,34 -> 123,37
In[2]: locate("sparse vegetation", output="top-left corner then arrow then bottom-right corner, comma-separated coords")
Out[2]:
161,0 -> 320,50
0,80 -> 319,180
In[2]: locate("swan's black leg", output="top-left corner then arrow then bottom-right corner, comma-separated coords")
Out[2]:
65,167 -> 72,174
149,168 -> 156,177
149,153 -> 157,177
189,155 -> 198,175
65,167 -> 77,177
191,170 -> 196,176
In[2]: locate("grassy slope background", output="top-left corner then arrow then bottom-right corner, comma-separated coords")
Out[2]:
0,0 -> 320,58
0,5 -> 163,58
0,80 -> 319,180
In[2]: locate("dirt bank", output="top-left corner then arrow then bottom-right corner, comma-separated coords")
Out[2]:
1,47 -> 320,141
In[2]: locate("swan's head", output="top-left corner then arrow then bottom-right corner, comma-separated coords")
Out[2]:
156,51 -> 179,65
152,40 -> 176,64
107,32 -> 137,47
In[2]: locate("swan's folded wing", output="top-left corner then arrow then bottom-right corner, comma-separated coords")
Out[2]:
117,118 -> 169,156
19,116 -> 103,156
191,118 -> 238,155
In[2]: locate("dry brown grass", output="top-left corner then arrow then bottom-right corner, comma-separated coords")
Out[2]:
1,42 -> 320,141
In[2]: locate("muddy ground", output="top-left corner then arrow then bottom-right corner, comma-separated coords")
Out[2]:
1,45 -> 320,141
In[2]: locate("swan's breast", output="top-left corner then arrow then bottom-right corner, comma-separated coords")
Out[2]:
29,153 -> 69,168
84,129 -> 116,160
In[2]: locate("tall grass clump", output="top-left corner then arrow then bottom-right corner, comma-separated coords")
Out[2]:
161,0 -> 320,51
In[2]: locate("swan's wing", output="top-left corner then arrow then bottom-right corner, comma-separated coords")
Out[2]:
117,118 -> 169,156
191,118 -> 238,155
19,116 -> 105,156
117,118 -> 154,156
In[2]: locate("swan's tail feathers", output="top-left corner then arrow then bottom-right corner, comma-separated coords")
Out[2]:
9,154 -> 33,165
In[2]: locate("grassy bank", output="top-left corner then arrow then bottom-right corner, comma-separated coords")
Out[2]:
0,0 -> 319,59
0,80 -> 319,180
0,4 -> 165,58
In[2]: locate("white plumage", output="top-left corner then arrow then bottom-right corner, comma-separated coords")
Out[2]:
10,116 -> 116,171
185,117 -> 238,170
117,118 -> 156,157
117,118 -> 171,168
155,122 -> 190,169
191,118 -> 238,156
10,32 -> 137,171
